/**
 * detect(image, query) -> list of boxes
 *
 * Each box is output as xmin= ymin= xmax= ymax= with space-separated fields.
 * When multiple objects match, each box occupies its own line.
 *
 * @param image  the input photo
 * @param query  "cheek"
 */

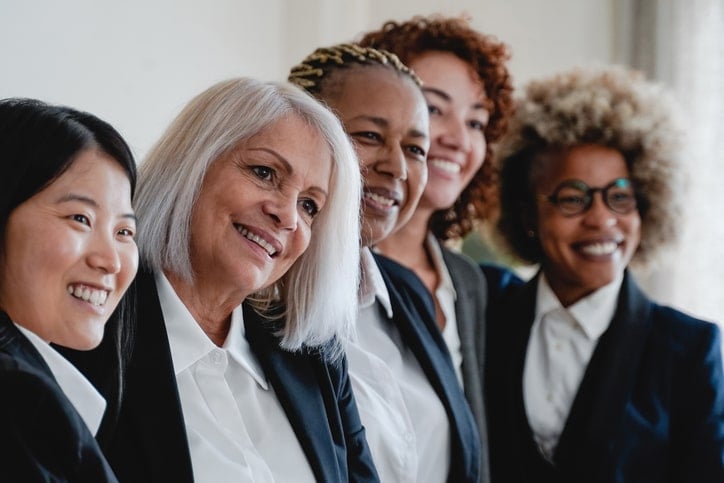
xmin=119 ymin=245 xmax=139 ymax=289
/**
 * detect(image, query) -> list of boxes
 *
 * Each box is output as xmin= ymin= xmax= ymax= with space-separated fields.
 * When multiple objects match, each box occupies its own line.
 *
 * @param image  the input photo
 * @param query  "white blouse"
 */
xmin=157 ymin=272 xmax=315 ymax=483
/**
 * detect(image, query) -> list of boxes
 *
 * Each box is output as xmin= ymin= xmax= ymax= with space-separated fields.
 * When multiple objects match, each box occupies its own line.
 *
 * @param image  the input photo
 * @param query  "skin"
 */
xmin=376 ymin=51 xmax=489 ymax=327
xmin=0 ymin=150 xmax=138 ymax=350
xmin=533 ymin=144 xmax=642 ymax=307
xmin=166 ymin=115 xmax=332 ymax=345
xmin=323 ymin=66 xmax=430 ymax=247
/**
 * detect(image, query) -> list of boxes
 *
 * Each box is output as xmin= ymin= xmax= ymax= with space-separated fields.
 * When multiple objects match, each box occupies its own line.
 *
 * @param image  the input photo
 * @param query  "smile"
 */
xmin=236 ymin=225 xmax=278 ymax=257
xmin=429 ymin=158 xmax=461 ymax=174
xmin=578 ymin=241 xmax=619 ymax=256
xmin=364 ymin=191 xmax=396 ymax=208
xmin=67 ymin=284 xmax=109 ymax=306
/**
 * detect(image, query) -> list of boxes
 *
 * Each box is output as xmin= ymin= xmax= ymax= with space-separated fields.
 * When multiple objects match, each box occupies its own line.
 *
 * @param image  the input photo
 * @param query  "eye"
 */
xmin=468 ymin=119 xmax=486 ymax=131
xmin=71 ymin=214 xmax=90 ymax=226
xmin=117 ymin=227 xmax=136 ymax=239
xmin=300 ymin=198 xmax=320 ymax=218
xmin=352 ymin=131 xmax=383 ymax=144
xmin=251 ymin=165 xmax=275 ymax=181
xmin=406 ymin=144 xmax=427 ymax=159
xmin=428 ymin=104 xmax=442 ymax=116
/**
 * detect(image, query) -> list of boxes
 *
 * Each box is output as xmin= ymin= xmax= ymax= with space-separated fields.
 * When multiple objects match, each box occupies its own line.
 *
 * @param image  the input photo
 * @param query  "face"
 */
xmin=326 ymin=66 xmax=429 ymax=246
xmin=0 ymin=150 xmax=138 ymax=350
xmin=533 ymin=144 xmax=641 ymax=306
xmin=408 ymin=51 xmax=489 ymax=212
xmin=188 ymin=115 xmax=332 ymax=297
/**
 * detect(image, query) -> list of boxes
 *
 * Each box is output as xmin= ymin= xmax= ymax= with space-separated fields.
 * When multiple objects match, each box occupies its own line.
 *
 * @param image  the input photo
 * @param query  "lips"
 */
xmin=235 ymin=224 xmax=280 ymax=257
xmin=574 ymin=238 xmax=622 ymax=257
xmin=363 ymin=187 xmax=401 ymax=212
xmin=67 ymin=283 xmax=109 ymax=306
xmin=429 ymin=157 xmax=462 ymax=174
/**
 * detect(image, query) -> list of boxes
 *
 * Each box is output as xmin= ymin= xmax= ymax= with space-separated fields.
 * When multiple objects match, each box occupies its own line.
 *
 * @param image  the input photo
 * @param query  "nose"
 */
xmin=264 ymin=192 xmax=298 ymax=230
xmin=438 ymin=114 xmax=471 ymax=152
xmin=582 ymin=193 xmax=617 ymax=228
xmin=373 ymin=143 xmax=407 ymax=181
xmin=87 ymin=233 xmax=122 ymax=274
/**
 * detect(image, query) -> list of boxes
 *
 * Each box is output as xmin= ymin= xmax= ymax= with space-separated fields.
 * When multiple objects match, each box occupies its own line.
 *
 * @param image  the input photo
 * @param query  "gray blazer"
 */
xmin=439 ymin=243 xmax=490 ymax=483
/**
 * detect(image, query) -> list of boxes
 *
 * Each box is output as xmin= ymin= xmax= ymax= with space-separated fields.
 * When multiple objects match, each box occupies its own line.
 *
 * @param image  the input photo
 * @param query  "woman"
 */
xmin=69 ymin=78 xmax=377 ymax=482
xmin=358 ymin=16 xmax=514 ymax=469
xmin=0 ymin=98 xmax=138 ymax=481
xmin=486 ymin=66 xmax=724 ymax=482
xmin=290 ymin=43 xmax=480 ymax=483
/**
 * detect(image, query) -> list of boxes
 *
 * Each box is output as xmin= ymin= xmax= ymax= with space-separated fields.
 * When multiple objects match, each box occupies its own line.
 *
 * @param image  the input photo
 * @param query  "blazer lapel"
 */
xmin=0 ymin=312 xmax=54 ymax=377
xmin=375 ymin=256 xmax=481 ymax=482
xmin=243 ymin=304 xmax=341 ymax=483
xmin=121 ymin=271 xmax=194 ymax=483
xmin=554 ymin=271 xmax=653 ymax=479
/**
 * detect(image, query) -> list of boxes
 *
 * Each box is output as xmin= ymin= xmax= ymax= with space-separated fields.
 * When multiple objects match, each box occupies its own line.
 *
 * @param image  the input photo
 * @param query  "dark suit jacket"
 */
xmin=0 ymin=312 xmax=118 ymax=482
xmin=374 ymin=253 xmax=481 ymax=483
xmin=68 ymin=270 xmax=379 ymax=483
xmin=485 ymin=271 xmax=724 ymax=483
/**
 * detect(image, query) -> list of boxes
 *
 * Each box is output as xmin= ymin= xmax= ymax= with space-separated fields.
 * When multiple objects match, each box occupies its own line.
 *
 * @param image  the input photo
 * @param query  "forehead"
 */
xmin=534 ymin=144 xmax=630 ymax=191
xmin=409 ymin=51 xmax=486 ymax=104
xmin=326 ymin=66 xmax=428 ymax=129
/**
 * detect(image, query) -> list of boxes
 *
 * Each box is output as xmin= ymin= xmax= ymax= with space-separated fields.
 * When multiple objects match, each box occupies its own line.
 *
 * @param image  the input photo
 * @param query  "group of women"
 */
xmin=1 ymin=12 xmax=723 ymax=483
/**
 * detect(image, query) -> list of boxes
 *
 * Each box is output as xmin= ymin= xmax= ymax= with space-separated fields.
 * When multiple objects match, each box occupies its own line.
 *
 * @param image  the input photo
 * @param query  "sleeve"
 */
xmin=0 ymin=363 xmax=117 ymax=483
xmin=331 ymin=356 xmax=381 ymax=483
xmin=673 ymin=320 xmax=724 ymax=482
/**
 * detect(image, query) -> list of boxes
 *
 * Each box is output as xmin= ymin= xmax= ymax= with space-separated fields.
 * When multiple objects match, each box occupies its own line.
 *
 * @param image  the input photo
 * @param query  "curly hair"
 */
xmin=496 ymin=65 xmax=684 ymax=266
xmin=358 ymin=14 xmax=514 ymax=240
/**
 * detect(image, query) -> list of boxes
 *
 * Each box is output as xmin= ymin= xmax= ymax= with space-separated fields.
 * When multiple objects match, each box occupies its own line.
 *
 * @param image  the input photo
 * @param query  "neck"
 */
xmin=164 ymin=269 xmax=248 ymax=347
xmin=375 ymin=209 xmax=431 ymax=268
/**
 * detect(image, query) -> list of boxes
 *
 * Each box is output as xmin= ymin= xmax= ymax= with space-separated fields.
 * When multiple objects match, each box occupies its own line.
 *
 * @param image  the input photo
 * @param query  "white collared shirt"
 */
xmin=523 ymin=273 xmax=622 ymax=459
xmin=425 ymin=234 xmax=463 ymax=386
xmin=156 ymin=272 xmax=314 ymax=483
xmin=349 ymin=248 xmax=451 ymax=483
xmin=14 ymin=324 xmax=106 ymax=435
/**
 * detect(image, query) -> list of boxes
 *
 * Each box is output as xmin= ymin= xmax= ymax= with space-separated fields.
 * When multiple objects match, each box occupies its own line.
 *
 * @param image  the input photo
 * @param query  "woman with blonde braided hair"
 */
xmin=290 ymin=43 xmax=481 ymax=483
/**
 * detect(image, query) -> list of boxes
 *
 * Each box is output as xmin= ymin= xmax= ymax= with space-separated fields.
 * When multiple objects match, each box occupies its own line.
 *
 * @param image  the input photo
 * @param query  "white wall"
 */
xmin=1 ymin=0 xmax=616 ymax=159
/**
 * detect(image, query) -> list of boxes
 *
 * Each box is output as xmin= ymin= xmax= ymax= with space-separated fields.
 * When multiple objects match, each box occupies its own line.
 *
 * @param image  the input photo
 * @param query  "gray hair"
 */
xmin=135 ymin=77 xmax=362 ymax=358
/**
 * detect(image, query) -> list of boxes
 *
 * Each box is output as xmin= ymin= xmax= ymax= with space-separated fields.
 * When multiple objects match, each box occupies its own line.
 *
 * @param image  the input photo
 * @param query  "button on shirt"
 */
xmin=156 ymin=273 xmax=314 ymax=483
xmin=350 ymin=248 xmax=451 ymax=483
xmin=425 ymin=234 xmax=463 ymax=387
xmin=523 ymin=273 xmax=622 ymax=460
xmin=15 ymin=324 xmax=106 ymax=435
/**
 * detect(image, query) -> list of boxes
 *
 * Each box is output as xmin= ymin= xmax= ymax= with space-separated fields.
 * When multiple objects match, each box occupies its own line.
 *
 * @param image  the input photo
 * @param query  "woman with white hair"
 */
xmin=68 ymin=77 xmax=378 ymax=482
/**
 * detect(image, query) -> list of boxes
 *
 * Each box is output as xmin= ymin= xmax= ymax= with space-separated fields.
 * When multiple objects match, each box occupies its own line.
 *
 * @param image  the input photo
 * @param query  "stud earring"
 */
xmin=527 ymin=229 xmax=536 ymax=238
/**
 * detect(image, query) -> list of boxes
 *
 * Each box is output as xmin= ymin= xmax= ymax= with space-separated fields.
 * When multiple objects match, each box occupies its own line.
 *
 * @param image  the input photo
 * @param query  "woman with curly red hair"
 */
xmin=359 ymin=15 xmax=514 ymax=482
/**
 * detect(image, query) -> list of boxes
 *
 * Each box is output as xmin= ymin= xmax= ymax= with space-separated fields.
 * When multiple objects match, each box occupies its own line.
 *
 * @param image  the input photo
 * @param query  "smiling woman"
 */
xmin=66 ymin=77 xmax=377 ymax=483
xmin=0 ymin=98 xmax=138 ymax=482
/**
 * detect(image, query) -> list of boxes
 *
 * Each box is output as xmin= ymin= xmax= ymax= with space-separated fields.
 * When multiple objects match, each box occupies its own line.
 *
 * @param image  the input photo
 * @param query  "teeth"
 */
xmin=237 ymin=226 xmax=277 ymax=256
xmin=430 ymin=159 xmax=461 ymax=174
xmin=364 ymin=192 xmax=395 ymax=207
xmin=68 ymin=284 xmax=109 ymax=306
xmin=580 ymin=242 xmax=618 ymax=256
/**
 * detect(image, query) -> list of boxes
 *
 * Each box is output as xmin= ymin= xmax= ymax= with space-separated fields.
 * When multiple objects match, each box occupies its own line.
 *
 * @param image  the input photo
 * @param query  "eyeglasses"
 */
xmin=541 ymin=178 xmax=637 ymax=217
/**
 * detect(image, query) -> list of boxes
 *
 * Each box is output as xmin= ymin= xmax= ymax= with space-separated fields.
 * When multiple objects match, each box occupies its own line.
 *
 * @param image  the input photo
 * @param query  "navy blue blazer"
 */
xmin=67 ymin=269 xmax=379 ymax=483
xmin=485 ymin=271 xmax=724 ymax=483
xmin=374 ymin=253 xmax=481 ymax=483
xmin=0 ymin=312 xmax=117 ymax=482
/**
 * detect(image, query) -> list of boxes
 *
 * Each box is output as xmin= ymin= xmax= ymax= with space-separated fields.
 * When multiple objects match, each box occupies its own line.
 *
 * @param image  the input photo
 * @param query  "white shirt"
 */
xmin=523 ymin=273 xmax=622 ymax=460
xmin=157 ymin=272 xmax=315 ymax=483
xmin=425 ymin=234 xmax=464 ymax=386
xmin=15 ymin=324 xmax=106 ymax=435
xmin=350 ymin=248 xmax=451 ymax=483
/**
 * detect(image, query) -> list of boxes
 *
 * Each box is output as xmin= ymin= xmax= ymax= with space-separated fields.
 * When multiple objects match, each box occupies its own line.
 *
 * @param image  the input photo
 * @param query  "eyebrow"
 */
xmin=422 ymin=86 xmax=487 ymax=111
xmin=56 ymin=193 xmax=137 ymax=222
xmin=247 ymin=147 xmax=329 ymax=197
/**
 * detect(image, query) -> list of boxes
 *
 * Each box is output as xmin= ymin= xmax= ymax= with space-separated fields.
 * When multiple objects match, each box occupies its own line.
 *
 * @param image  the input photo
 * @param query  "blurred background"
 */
xmin=1 ymin=0 xmax=722 ymax=325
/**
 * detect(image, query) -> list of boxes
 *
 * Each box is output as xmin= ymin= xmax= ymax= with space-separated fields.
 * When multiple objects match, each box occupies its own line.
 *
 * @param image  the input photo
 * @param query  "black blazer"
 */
xmin=374 ymin=253 xmax=481 ymax=483
xmin=485 ymin=271 xmax=724 ymax=483
xmin=0 ymin=312 xmax=117 ymax=482
xmin=68 ymin=269 xmax=379 ymax=483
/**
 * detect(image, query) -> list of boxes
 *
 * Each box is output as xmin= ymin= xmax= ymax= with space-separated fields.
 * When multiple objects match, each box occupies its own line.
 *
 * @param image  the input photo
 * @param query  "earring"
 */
xmin=527 ymin=229 xmax=536 ymax=238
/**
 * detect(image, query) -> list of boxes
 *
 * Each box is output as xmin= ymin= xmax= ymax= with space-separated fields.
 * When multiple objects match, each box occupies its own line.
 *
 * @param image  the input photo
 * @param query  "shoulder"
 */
xmin=649 ymin=303 xmax=721 ymax=356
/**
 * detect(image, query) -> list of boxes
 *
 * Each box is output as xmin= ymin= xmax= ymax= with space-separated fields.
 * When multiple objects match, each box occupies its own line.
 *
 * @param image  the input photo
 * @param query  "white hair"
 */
xmin=135 ymin=77 xmax=361 ymax=359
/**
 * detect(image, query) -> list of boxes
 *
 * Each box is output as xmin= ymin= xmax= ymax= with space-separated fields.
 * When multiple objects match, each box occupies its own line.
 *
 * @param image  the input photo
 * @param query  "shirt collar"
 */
xmin=536 ymin=272 xmax=623 ymax=340
xmin=15 ymin=324 xmax=106 ymax=435
xmin=425 ymin=234 xmax=457 ymax=301
xmin=156 ymin=272 xmax=268 ymax=389
xmin=359 ymin=247 xmax=393 ymax=318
